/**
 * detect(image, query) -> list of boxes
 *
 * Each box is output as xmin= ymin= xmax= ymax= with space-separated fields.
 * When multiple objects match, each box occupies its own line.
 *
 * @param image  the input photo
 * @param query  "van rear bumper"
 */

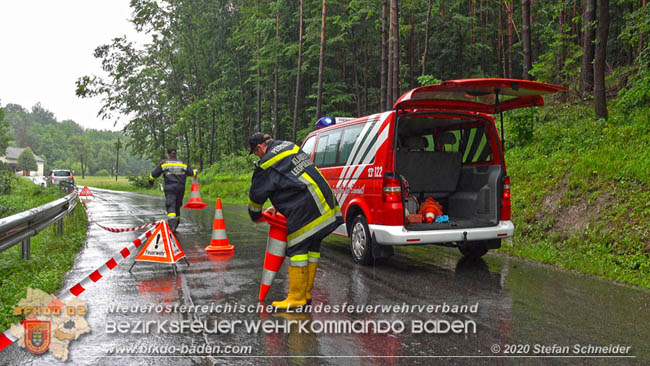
xmin=369 ymin=221 xmax=514 ymax=245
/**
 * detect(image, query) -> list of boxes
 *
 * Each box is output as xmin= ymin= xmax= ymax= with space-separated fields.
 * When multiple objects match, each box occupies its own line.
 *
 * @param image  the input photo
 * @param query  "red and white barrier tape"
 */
xmin=79 ymin=198 xmax=156 ymax=233
xmin=0 ymin=224 xmax=156 ymax=352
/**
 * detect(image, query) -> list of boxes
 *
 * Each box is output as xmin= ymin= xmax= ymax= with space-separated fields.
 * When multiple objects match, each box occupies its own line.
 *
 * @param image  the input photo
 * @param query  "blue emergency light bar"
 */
xmin=315 ymin=116 xmax=335 ymax=129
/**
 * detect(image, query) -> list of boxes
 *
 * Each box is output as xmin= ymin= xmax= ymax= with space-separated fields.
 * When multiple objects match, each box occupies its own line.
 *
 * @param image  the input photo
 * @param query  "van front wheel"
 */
xmin=350 ymin=215 xmax=373 ymax=265
xmin=457 ymin=241 xmax=488 ymax=258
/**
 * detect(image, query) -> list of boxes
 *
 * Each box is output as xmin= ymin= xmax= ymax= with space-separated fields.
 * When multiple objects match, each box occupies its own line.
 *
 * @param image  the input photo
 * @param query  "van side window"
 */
xmin=302 ymin=135 xmax=316 ymax=158
xmin=338 ymin=124 xmax=365 ymax=164
xmin=313 ymin=135 xmax=329 ymax=166
xmin=440 ymin=127 xmax=492 ymax=163
xmin=323 ymin=131 xmax=342 ymax=166
xmin=313 ymin=130 xmax=343 ymax=167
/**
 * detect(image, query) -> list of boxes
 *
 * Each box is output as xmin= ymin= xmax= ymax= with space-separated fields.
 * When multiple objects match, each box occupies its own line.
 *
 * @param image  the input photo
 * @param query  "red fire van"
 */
xmin=301 ymin=78 xmax=566 ymax=263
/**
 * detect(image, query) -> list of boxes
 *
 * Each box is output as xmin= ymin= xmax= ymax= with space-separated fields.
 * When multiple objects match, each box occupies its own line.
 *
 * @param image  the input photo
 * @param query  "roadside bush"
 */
xmin=95 ymin=169 xmax=110 ymax=176
xmin=209 ymin=152 xmax=257 ymax=174
xmin=0 ymin=170 xmax=15 ymax=195
xmin=506 ymin=108 xmax=538 ymax=148
xmin=127 ymin=174 xmax=151 ymax=188
xmin=198 ymin=152 xmax=255 ymax=201
xmin=616 ymin=72 xmax=650 ymax=111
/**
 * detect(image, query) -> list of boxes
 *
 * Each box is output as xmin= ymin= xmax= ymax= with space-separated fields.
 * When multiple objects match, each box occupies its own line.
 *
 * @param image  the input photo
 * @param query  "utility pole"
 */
xmin=114 ymin=137 xmax=121 ymax=182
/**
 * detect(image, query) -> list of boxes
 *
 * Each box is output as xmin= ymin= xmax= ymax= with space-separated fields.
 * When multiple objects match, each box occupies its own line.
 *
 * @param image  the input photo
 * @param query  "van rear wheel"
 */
xmin=350 ymin=215 xmax=373 ymax=265
xmin=457 ymin=241 xmax=488 ymax=258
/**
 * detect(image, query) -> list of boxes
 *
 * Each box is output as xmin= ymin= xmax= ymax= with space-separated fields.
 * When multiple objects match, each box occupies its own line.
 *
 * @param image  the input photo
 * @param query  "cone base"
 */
xmin=205 ymin=244 xmax=234 ymax=253
xmin=259 ymin=284 xmax=271 ymax=302
xmin=184 ymin=202 xmax=208 ymax=209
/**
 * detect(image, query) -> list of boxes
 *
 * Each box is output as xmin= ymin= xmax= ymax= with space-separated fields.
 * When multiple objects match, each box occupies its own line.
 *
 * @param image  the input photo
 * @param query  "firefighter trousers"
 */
xmin=164 ymin=189 xmax=185 ymax=231
xmin=287 ymin=236 xmax=322 ymax=267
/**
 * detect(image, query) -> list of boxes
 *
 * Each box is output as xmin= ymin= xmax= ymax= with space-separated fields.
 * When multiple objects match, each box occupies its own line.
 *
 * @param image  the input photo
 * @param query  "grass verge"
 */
xmin=0 ymin=178 xmax=89 ymax=331
xmin=74 ymin=176 xmax=164 ymax=196
xmin=500 ymin=102 xmax=650 ymax=288
xmin=0 ymin=177 xmax=66 ymax=218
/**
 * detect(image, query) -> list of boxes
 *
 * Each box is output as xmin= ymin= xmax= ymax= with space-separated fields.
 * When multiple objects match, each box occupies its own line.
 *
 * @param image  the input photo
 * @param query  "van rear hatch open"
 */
xmin=393 ymin=79 xmax=567 ymax=231
xmin=393 ymin=78 xmax=568 ymax=113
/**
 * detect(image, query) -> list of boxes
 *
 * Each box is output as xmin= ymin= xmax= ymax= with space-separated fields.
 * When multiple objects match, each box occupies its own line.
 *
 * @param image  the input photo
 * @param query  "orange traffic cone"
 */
xmin=205 ymin=198 xmax=234 ymax=253
xmin=259 ymin=213 xmax=287 ymax=302
xmin=183 ymin=176 xmax=208 ymax=209
xmin=419 ymin=197 xmax=443 ymax=223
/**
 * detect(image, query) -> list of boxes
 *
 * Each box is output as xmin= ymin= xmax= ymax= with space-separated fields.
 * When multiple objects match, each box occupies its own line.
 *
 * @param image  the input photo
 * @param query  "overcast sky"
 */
xmin=0 ymin=1 xmax=149 ymax=131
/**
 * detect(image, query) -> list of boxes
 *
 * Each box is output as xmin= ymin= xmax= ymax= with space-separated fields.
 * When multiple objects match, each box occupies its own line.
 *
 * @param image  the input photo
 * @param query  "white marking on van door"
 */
xmin=338 ymin=122 xmax=390 ymax=205
xmin=336 ymin=117 xmax=377 ymax=192
xmin=335 ymin=113 xmax=388 ymax=202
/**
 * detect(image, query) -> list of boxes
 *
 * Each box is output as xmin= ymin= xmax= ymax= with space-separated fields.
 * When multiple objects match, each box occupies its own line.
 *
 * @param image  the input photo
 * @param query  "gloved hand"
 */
xmin=148 ymin=179 xmax=154 ymax=187
xmin=193 ymin=169 xmax=198 ymax=177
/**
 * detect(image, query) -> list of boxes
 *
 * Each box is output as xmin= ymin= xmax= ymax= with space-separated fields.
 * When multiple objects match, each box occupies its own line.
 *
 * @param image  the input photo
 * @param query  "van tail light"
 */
xmin=382 ymin=177 xmax=402 ymax=202
xmin=501 ymin=176 xmax=511 ymax=221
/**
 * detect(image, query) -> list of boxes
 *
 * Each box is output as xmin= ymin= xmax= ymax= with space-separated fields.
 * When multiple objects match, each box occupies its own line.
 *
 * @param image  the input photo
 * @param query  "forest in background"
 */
xmin=0 ymin=103 xmax=150 ymax=177
xmin=71 ymin=0 xmax=649 ymax=168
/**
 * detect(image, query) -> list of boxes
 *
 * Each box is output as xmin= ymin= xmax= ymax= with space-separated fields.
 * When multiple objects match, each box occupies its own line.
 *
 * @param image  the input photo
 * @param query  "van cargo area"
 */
xmin=396 ymin=114 xmax=502 ymax=231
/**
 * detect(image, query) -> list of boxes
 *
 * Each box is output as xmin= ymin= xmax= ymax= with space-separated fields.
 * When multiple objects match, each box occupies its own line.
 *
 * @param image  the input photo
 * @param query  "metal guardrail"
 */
xmin=0 ymin=192 xmax=78 ymax=259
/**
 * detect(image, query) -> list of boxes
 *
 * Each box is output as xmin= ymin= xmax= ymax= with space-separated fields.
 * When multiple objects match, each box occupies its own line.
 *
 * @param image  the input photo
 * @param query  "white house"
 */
xmin=0 ymin=146 xmax=46 ymax=176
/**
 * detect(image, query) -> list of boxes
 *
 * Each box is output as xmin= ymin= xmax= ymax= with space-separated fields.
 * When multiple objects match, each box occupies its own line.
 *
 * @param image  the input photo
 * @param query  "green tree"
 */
xmin=68 ymin=136 xmax=94 ymax=178
xmin=0 ymin=104 xmax=10 ymax=155
xmin=74 ymin=0 xmax=648 ymax=168
xmin=17 ymin=147 xmax=38 ymax=175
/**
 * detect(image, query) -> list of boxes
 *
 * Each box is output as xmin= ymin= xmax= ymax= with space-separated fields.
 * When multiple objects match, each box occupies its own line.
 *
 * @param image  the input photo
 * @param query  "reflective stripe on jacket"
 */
xmin=248 ymin=140 xmax=343 ymax=247
xmin=150 ymin=158 xmax=193 ymax=192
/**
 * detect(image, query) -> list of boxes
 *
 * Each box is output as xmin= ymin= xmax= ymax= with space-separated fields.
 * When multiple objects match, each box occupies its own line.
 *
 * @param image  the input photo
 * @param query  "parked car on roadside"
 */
xmin=47 ymin=170 xmax=75 ymax=187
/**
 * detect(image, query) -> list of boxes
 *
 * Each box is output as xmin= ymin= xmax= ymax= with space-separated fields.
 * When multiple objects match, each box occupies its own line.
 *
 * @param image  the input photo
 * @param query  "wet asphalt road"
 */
xmin=1 ymin=188 xmax=649 ymax=365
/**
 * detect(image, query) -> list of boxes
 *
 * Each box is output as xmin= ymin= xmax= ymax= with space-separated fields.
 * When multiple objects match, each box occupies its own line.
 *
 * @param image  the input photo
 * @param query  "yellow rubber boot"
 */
xmin=305 ymin=262 xmax=318 ymax=304
xmin=272 ymin=266 xmax=308 ymax=310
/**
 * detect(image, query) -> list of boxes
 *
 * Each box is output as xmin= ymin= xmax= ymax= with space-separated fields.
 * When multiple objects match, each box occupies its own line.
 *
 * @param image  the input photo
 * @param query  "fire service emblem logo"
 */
xmin=24 ymin=320 xmax=51 ymax=354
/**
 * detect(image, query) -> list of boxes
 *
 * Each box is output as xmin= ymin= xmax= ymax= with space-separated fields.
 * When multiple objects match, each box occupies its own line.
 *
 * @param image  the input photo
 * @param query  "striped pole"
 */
xmin=258 ymin=213 xmax=287 ymax=302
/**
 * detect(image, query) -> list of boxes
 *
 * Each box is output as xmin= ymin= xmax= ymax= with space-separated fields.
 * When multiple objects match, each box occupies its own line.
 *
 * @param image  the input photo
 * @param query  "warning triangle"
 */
xmin=79 ymin=186 xmax=93 ymax=197
xmin=135 ymin=221 xmax=185 ymax=264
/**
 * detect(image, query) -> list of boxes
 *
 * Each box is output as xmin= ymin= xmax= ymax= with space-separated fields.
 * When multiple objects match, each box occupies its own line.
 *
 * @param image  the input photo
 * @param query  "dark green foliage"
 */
xmin=127 ymin=174 xmax=152 ymax=188
xmin=3 ymin=103 xmax=150 ymax=175
xmin=620 ymin=4 xmax=650 ymax=68
xmin=616 ymin=72 xmax=650 ymax=111
xmin=198 ymin=152 xmax=255 ymax=201
xmin=0 ymin=171 xmax=15 ymax=196
xmin=0 ymin=106 xmax=9 ymax=155
xmin=506 ymin=108 xmax=538 ymax=148
xmin=503 ymin=101 xmax=650 ymax=287
xmin=73 ymin=0 xmax=648 ymax=170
